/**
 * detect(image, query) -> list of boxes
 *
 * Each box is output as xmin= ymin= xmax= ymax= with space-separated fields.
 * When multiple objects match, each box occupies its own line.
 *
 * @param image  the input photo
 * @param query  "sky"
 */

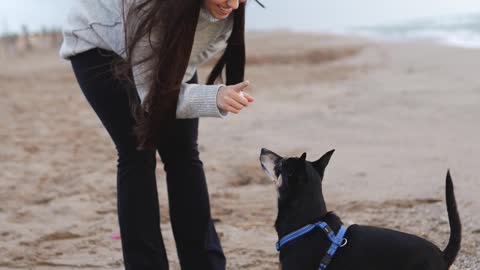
xmin=2 ymin=0 xmax=480 ymax=34
xmin=1 ymin=1 xmax=74 ymax=33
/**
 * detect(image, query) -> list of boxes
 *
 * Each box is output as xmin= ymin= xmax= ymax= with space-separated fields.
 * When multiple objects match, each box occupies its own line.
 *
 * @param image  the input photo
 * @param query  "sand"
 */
xmin=1 ymin=32 xmax=479 ymax=269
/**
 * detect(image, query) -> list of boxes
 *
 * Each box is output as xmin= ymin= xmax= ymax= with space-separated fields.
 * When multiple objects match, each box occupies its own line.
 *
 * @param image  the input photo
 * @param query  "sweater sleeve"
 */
xmin=177 ymin=83 xmax=228 ymax=118
xmin=130 ymin=59 xmax=228 ymax=119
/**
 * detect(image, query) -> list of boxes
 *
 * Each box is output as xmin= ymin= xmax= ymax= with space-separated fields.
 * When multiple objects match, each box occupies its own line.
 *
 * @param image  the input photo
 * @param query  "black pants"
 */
xmin=70 ymin=48 xmax=225 ymax=270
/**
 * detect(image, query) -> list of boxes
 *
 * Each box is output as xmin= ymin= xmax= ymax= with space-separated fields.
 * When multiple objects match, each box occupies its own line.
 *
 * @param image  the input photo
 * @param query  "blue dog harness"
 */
xmin=276 ymin=221 xmax=348 ymax=270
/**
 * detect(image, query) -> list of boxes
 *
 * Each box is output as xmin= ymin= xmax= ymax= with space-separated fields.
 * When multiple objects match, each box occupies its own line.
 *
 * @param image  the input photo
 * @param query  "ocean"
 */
xmin=350 ymin=13 xmax=480 ymax=49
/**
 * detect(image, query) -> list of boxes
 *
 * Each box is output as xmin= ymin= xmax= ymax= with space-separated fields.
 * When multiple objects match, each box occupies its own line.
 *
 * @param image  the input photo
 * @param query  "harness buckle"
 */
xmin=340 ymin=238 xmax=348 ymax=247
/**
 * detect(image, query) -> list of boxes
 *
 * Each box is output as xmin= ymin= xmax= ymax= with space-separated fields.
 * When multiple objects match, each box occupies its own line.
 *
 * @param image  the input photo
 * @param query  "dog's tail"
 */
xmin=442 ymin=170 xmax=462 ymax=267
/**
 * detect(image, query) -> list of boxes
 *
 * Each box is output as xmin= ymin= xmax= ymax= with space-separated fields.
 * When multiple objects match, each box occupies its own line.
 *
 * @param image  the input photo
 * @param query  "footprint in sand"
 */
xmin=39 ymin=231 xmax=83 ymax=242
xmin=229 ymin=164 xmax=270 ymax=187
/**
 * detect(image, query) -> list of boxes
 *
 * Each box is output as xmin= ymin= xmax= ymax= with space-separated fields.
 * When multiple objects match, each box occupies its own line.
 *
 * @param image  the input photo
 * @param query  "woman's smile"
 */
xmin=205 ymin=0 xmax=245 ymax=19
xmin=217 ymin=4 xmax=233 ymax=16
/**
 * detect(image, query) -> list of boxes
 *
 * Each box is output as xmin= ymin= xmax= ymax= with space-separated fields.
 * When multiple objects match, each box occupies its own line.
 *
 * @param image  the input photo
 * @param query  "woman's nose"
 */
xmin=227 ymin=0 xmax=240 ymax=10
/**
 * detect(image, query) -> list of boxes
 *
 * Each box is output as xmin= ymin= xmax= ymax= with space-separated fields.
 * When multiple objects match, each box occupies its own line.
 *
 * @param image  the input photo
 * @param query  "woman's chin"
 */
xmin=212 ymin=12 xmax=230 ymax=20
xmin=217 ymin=15 xmax=230 ymax=20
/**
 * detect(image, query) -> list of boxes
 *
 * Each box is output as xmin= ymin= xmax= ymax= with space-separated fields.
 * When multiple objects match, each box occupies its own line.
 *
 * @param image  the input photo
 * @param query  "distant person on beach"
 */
xmin=59 ymin=0 xmax=255 ymax=269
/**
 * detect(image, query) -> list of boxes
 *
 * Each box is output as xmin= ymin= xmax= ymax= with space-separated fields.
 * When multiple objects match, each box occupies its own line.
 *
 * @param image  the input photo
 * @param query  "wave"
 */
xmin=348 ymin=13 xmax=480 ymax=49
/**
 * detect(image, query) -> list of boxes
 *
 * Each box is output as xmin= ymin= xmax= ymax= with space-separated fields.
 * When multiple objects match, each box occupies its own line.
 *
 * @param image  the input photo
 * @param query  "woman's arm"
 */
xmin=177 ymin=80 xmax=254 ymax=118
xmin=177 ymin=83 xmax=228 ymax=118
xmin=130 ymin=56 xmax=229 ymax=118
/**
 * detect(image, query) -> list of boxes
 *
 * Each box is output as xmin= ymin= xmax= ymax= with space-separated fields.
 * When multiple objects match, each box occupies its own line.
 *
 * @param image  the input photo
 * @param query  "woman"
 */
xmin=60 ymin=0 xmax=256 ymax=269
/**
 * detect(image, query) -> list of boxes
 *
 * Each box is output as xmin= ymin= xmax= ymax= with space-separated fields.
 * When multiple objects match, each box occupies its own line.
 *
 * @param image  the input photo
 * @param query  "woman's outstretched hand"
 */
xmin=217 ymin=81 xmax=255 ymax=114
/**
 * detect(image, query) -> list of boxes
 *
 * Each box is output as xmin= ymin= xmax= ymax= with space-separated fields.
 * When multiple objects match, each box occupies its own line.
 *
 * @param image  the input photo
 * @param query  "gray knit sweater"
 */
xmin=60 ymin=0 xmax=234 ymax=118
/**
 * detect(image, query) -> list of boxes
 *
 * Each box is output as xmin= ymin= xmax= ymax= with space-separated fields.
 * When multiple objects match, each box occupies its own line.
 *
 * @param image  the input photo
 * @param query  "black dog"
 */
xmin=259 ymin=148 xmax=461 ymax=270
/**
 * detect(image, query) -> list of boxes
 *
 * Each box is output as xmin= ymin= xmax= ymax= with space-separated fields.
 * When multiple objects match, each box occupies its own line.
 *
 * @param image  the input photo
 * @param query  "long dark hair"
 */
xmin=119 ymin=0 xmax=246 ymax=150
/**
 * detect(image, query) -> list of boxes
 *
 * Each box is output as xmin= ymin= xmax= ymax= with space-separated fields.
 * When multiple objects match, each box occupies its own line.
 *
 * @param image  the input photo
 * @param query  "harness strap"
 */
xmin=276 ymin=221 xmax=348 ymax=270
xmin=276 ymin=223 xmax=317 ymax=251
xmin=319 ymin=225 xmax=347 ymax=270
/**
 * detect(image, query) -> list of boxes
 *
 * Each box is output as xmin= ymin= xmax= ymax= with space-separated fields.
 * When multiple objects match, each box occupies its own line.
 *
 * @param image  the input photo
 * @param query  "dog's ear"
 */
xmin=299 ymin=152 xmax=307 ymax=161
xmin=312 ymin=149 xmax=335 ymax=178
xmin=260 ymin=148 xmax=283 ymax=182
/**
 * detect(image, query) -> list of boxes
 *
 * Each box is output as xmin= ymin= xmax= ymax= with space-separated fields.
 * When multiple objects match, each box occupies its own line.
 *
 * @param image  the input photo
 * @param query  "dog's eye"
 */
xmin=286 ymin=167 xmax=295 ymax=176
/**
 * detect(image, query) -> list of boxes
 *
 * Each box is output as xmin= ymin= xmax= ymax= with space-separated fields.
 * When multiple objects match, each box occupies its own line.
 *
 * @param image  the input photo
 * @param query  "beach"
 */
xmin=0 ymin=32 xmax=479 ymax=269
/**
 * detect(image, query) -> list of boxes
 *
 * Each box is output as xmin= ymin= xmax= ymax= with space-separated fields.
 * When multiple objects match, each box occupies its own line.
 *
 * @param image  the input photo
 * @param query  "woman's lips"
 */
xmin=217 ymin=5 xmax=233 ymax=15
